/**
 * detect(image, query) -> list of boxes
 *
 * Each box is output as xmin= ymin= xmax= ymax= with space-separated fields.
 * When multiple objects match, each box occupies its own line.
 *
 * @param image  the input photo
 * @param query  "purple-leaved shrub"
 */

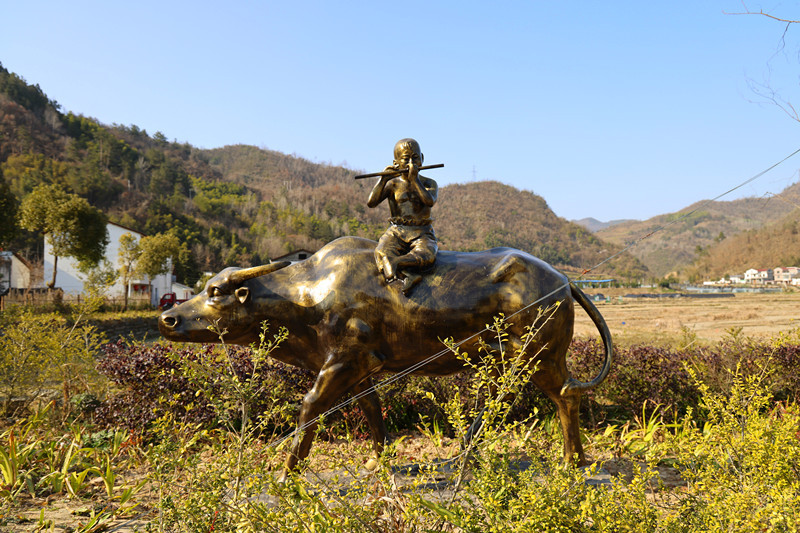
xmin=94 ymin=329 xmax=800 ymax=437
xmin=94 ymin=341 xmax=314 ymax=433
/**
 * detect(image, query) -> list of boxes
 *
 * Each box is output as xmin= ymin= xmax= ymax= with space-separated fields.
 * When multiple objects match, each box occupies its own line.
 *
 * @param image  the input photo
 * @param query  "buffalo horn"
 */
xmin=229 ymin=261 xmax=291 ymax=284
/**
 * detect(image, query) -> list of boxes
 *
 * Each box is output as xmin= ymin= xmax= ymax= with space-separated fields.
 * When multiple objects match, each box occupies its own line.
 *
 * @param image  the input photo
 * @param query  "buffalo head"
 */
xmin=158 ymin=261 xmax=291 ymax=345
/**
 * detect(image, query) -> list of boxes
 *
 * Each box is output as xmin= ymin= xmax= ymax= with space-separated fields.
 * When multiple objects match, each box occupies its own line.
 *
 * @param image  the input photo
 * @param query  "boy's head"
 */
xmin=393 ymin=138 xmax=424 ymax=166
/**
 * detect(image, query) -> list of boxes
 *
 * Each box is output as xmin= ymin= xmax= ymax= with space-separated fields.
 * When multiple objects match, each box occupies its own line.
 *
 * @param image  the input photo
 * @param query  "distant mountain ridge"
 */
xmin=205 ymin=147 xmax=650 ymax=280
xmin=589 ymin=182 xmax=800 ymax=277
xmin=688 ymin=208 xmax=800 ymax=280
xmin=573 ymin=217 xmax=636 ymax=233
xmin=5 ymin=61 xmax=794 ymax=285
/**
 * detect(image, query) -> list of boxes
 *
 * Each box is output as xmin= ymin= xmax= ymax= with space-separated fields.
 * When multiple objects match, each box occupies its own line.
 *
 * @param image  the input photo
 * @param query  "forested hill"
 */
xmin=0 ymin=64 xmax=648 ymax=287
xmin=687 ymin=208 xmax=800 ymax=280
xmin=434 ymin=181 xmax=647 ymax=279
xmin=591 ymin=181 xmax=800 ymax=278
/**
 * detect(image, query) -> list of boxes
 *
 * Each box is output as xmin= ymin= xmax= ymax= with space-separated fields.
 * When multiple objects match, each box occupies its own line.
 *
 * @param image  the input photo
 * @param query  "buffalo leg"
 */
xmin=352 ymin=379 xmax=389 ymax=468
xmin=556 ymin=386 xmax=585 ymax=465
xmin=533 ymin=364 xmax=586 ymax=465
xmin=280 ymin=357 xmax=377 ymax=480
xmin=462 ymin=337 xmax=586 ymax=466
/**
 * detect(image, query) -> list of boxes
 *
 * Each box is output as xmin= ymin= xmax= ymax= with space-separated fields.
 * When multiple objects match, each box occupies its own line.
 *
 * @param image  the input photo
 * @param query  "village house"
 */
xmin=0 ymin=251 xmax=31 ymax=292
xmin=43 ymin=222 xmax=173 ymax=305
xmin=774 ymin=266 xmax=800 ymax=284
xmin=744 ymin=268 xmax=773 ymax=284
xmin=170 ymin=282 xmax=195 ymax=301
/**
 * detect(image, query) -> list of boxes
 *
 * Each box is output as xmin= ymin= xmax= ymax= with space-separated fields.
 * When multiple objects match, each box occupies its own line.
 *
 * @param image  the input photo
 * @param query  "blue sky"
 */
xmin=3 ymin=1 xmax=800 ymax=222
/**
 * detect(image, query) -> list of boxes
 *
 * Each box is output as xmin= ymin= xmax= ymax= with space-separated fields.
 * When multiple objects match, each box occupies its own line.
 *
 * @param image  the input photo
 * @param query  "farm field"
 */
xmin=574 ymin=291 xmax=800 ymax=345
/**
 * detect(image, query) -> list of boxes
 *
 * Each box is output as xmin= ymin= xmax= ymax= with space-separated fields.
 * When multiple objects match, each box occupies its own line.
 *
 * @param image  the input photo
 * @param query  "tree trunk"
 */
xmin=123 ymin=275 xmax=129 ymax=311
xmin=48 ymin=255 xmax=58 ymax=289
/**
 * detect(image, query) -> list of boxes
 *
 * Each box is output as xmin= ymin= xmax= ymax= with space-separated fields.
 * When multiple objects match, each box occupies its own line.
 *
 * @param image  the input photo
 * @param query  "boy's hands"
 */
xmin=382 ymin=165 xmax=397 ymax=178
xmin=405 ymin=159 xmax=419 ymax=182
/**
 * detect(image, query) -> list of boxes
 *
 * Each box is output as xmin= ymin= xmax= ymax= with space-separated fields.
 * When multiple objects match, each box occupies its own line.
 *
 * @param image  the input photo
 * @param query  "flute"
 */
xmin=354 ymin=163 xmax=444 ymax=180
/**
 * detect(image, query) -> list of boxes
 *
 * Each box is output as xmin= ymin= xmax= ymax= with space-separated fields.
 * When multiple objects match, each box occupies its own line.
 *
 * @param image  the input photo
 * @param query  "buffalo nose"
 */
xmin=160 ymin=314 xmax=180 ymax=329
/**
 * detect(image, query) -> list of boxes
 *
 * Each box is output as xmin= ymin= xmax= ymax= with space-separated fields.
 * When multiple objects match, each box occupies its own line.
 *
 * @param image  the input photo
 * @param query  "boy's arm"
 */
xmin=367 ymin=170 xmax=394 ymax=208
xmin=422 ymin=177 xmax=438 ymax=205
xmin=407 ymin=162 xmax=437 ymax=207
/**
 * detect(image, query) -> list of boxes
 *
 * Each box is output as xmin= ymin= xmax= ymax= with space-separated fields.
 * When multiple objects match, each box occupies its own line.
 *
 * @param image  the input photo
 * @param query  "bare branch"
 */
xmin=746 ymin=76 xmax=800 ymax=122
xmin=728 ymin=4 xmax=800 ymax=123
xmin=725 ymin=3 xmax=800 ymax=24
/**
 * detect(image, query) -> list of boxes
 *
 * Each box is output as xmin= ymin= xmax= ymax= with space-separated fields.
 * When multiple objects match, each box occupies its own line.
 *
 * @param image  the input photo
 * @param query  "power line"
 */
xmin=580 ymin=146 xmax=800 ymax=278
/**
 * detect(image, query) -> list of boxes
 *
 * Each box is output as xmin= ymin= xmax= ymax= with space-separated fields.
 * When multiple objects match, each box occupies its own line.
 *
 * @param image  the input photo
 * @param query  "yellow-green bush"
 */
xmin=0 ymin=304 xmax=105 ymax=416
xmin=662 ymin=365 xmax=800 ymax=531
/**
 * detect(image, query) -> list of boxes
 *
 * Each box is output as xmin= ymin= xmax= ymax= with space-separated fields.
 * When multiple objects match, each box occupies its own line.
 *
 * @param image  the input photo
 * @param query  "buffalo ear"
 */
xmin=235 ymin=287 xmax=250 ymax=304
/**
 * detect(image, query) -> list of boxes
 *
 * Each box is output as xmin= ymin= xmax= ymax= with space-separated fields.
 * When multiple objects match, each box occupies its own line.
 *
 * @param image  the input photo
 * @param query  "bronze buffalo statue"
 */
xmin=159 ymin=236 xmax=612 ymax=479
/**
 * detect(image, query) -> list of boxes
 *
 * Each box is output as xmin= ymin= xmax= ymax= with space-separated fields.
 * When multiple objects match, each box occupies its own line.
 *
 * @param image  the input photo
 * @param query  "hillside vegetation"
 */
xmin=201 ymin=148 xmax=649 ymax=279
xmin=688 ymin=208 xmax=800 ymax=279
xmin=591 ymin=184 xmax=800 ymax=277
xmin=0 ymin=63 xmax=647 ymax=287
xmin=435 ymin=181 xmax=646 ymax=279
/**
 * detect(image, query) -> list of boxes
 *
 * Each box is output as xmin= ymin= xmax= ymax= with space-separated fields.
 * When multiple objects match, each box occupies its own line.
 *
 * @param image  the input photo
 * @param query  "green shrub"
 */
xmin=0 ymin=304 xmax=106 ymax=417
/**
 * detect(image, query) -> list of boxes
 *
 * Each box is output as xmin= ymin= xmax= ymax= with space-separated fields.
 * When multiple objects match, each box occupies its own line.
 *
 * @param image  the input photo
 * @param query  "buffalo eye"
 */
xmin=209 ymin=286 xmax=224 ymax=298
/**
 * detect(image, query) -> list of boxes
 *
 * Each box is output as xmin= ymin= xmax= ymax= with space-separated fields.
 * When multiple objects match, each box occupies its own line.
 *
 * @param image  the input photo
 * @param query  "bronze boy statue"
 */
xmin=367 ymin=138 xmax=438 ymax=295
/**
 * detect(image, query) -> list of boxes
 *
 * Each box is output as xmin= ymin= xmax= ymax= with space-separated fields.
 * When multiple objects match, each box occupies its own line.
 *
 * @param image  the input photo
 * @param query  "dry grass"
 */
xmin=574 ymin=290 xmax=800 ymax=346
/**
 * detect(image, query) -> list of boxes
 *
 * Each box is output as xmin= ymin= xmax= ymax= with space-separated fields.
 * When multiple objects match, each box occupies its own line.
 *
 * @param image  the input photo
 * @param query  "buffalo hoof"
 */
xmin=276 ymin=470 xmax=290 ymax=485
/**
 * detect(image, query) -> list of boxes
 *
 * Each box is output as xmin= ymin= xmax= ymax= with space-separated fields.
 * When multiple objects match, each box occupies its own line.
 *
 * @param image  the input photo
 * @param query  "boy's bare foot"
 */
xmin=401 ymin=272 xmax=422 ymax=295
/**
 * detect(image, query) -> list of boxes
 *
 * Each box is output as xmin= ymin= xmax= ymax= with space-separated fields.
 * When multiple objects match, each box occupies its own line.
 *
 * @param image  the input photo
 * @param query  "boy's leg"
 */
xmin=375 ymin=228 xmax=406 ymax=281
xmin=397 ymin=233 xmax=437 ymax=294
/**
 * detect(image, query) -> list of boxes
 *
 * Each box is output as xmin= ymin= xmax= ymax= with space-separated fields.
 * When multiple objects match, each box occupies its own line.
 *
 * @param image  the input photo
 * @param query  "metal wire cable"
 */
xmin=580 ymin=146 xmax=800 ymax=278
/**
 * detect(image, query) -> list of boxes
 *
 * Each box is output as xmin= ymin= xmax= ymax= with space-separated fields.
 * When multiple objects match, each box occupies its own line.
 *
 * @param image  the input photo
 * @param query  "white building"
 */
xmin=43 ymin=222 xmax=172 ymax=305
xmin=728 ymin=274 xmax=744 ymax=284
xmin=0 ymin=251 xmax=31 ymax=292
xmin=744 ymin=268 xmax=773 ymax=284
xmin=171 ymin=282 xmax=195 ymax=301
